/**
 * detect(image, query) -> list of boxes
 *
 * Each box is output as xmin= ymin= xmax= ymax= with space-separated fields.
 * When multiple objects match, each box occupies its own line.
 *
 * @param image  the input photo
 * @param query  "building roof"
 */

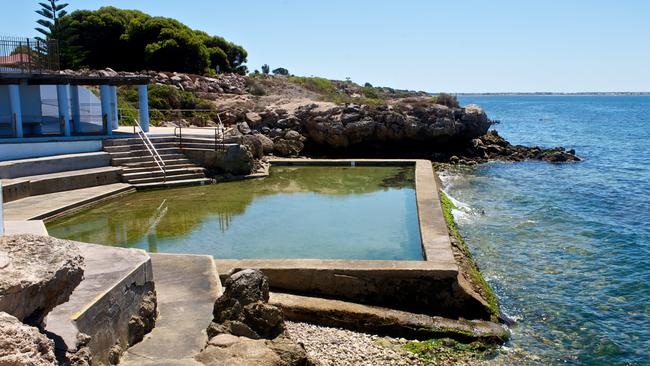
xmin=0 ymin=72 xmax=151 ymax=86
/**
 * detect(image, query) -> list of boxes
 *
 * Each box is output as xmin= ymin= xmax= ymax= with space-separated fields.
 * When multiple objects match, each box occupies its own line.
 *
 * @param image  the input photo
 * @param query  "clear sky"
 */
xmin=1 ymin=0 xmax=649 ymax=93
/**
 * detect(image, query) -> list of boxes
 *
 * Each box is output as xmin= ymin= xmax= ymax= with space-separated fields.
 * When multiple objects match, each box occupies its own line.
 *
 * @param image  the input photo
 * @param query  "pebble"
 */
xmin=285 ymin=321 xmax=427 ymax=366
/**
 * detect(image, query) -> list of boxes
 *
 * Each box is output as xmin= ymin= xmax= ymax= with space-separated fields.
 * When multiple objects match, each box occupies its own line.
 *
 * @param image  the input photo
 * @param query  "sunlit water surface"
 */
xmin=449 ymin=96 xmax=650 ymax=365
xmin=48 ymin=166 xmax=423 ymax=260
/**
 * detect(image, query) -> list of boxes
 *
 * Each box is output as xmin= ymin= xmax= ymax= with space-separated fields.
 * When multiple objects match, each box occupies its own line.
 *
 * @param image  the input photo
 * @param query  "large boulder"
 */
xmin=196 ymin=334 xmax=313 ymax=366
xmin=209 ymin=269 xmax=283 ymax=339
xmin=273 ymin=139 xmax=304 ymax=157
xmin=200 ymin=270 xmax=313 ymax=365
xmin=0 ymin=312 xmax=57 ymax=366
xmin=256 ymin=134 xmax=275 ymax=154
xmin=0 ymin=234 xmax=84 ymax=325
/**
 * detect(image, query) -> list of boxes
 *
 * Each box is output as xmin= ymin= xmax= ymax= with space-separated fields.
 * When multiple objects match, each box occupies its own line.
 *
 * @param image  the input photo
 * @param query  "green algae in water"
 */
xmin=47 ymin=166 xmax=423 ymax=260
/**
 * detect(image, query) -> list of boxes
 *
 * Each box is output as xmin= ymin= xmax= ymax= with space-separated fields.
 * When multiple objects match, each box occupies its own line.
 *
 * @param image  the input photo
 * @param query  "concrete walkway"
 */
xmin=121 ymin=254 xmax=222 ymax=366
xmin=2 ymin=183 xmax=133 ymax=221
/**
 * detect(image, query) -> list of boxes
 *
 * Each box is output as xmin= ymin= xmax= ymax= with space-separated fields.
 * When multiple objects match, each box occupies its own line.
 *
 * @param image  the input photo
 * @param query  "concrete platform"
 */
xmin=121 ymin=254 xmax=222 ymax=366
xmin=4 ymin=220 xmax=48 ymax=235
xmin=2 ymin=183 xmax=134 ymax=221
xmin=45 ymin=243 xmax=154 ymax=364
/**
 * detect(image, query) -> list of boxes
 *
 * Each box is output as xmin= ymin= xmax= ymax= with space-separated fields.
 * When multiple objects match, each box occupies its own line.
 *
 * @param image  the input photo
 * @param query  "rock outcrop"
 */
xmin=219 ymin=100 xmax=493 ymax=157
xmin=0 ymin=234 xmax=84 ymax=326
xmin=0 ymin=312 xmax=57 ymax=366
xmin=197 ymin=269 xmax=313 ymax=366
xmin=446 ymin=130 xmax=581 ymax=165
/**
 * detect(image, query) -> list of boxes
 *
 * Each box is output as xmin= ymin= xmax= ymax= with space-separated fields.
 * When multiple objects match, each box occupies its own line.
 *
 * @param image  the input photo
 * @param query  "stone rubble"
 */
xmin=285 ymin=321 xmax=427 ymax=366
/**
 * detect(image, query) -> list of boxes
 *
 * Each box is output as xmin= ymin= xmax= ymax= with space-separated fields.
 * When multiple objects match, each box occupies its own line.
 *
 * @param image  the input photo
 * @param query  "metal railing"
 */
xmin=0 ymin=36 xmax=59 ymax=74
xmin=172 ymin=112 xmax=232 ymax=151
xmin=133 ymin=120 xmax=166 ymax=182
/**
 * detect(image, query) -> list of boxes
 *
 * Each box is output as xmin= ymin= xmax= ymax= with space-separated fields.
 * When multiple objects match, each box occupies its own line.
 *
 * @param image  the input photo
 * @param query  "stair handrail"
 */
xmin=133 ymin=121 xmax=166 ymax=183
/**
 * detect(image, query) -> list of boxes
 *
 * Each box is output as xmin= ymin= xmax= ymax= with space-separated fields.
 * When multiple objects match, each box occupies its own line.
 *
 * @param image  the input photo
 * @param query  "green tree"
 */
xmin=261 ymin=64 xmax=270 ymax=75
xmin=272 ymin=67 xmax=289 ymax=76
xmin=57 ymin=7 xmax=248 ymax=74
xmin=35 ymin=0 xmax=69 ymax=41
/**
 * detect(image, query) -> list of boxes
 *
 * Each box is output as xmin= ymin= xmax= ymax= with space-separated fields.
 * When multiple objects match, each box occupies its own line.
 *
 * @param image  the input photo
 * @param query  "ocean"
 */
xmin=447 ymin=96 xmax=650 ymax=365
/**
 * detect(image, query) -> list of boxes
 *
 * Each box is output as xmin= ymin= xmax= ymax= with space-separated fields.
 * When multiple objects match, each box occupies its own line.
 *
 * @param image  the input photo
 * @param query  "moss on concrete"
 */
xmin=440 ymin=191 xmax=500 ymax=321
xmin=403 ymin=338 xmax=497 ymax=365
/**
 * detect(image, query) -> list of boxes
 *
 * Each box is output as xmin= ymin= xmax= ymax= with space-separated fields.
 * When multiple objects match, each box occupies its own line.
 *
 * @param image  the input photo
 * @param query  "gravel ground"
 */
xmin=285 ymin=321 xmax=428 ymax=366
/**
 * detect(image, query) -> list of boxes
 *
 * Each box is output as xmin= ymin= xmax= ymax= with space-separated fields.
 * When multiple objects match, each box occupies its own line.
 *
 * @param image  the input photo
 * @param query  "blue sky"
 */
xmin=1 ymin=0 xmax=649 ymax=92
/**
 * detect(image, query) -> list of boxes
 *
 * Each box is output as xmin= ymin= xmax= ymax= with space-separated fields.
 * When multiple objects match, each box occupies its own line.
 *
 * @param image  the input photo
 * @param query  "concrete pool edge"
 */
xmin=215 ymin=159 xmax=492 ymax=319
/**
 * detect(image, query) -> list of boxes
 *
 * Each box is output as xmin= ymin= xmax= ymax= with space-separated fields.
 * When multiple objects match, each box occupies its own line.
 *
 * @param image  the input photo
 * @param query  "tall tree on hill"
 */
xmin=35 ymin=0 xmax=69 ymax=41
xmin=261 ymin=64 xmax=270 ymax=75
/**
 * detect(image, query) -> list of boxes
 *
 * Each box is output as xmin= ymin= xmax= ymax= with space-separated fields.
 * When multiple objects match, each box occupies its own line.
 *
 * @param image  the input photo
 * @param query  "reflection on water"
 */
xmin=48 ymin=166 xmax=423 ymax=260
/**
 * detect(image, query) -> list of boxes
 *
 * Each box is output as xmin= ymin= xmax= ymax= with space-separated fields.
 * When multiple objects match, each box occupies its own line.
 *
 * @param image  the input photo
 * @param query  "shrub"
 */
xmin=245 ymin=79 xmax=266 ymax=96
xmin=287 ymin=76 xmax=336 ymax=95
xmin=272 ymin=67 xmax=289 ymax=76
xmin=432 ymin=93 xmax=460 ymax=108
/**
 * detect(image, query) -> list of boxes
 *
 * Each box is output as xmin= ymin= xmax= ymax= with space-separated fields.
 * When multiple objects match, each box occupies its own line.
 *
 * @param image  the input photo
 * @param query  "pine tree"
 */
xmin=35 ymin=0 xmax=69 ymax=41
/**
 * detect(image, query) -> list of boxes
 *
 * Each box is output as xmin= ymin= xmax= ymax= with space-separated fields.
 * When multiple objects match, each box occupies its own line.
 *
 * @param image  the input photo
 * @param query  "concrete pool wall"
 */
xmin=214 ymin=159 xmax=492 ymax=320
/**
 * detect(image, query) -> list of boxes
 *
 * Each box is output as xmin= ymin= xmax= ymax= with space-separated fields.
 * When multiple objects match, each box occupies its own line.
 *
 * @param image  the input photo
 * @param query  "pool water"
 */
xmin=47 ymin=166 xmax=423 ymax=260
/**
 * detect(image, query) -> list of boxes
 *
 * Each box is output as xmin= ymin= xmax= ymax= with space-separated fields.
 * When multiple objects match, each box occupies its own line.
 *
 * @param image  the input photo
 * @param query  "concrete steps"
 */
xmin=123 ymin=167 xmax=205 ymax=181
xmin=103 ymin=137 xmax=209 ymax=190
xmin=103 ymin=142 xmax=179 ymax=153
xmin=123 ymin=163 xmax=198 ymax=174
xmin=111 ymin=153 xmax=187 ymax=166
xmin=103 ymin=137 xmax=178 ymax=146
xmin=123 ymin=158 xmax=193 ymax=169
xmin=107 ymin=147 xmax=181 ymax=159
xmin=132 ymin=178 xmax=212 ymax=190
xmin=127 ymin=172 xmax=207 ymax=185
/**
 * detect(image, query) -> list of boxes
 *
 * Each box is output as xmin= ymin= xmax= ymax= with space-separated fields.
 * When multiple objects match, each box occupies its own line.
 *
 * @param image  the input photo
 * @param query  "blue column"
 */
xmin=8 ymin=85 xmax=23 ymax=138
xmin=70 ymin=85 xmax=81 ymax=134
xmin=57 ymin=84 xmax=71 ymax=137
xmin=0 ymin=181 xmax=4 ymax=236
xmin=100 ymin=85 xmax=112 ymax=135
xmin=138 ymin=84 xmax=150 ymax=132
xmin=110 ymin=85 xmax=119 ymax=129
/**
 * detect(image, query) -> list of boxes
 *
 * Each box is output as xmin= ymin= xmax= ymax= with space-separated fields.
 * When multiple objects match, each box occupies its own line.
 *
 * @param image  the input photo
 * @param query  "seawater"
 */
xmin=47 ymin=166 xmax=423 ymax=261
xmin=449 ymin=96 xmax=650 ymax=365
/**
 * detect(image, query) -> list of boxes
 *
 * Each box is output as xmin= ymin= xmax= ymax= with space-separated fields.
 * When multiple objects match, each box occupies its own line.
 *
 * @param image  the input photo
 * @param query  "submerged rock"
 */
xmin=0 ymin=234 xmax=84 ymax=326
xmin=0 ymin=312 xmax=57 ymax=366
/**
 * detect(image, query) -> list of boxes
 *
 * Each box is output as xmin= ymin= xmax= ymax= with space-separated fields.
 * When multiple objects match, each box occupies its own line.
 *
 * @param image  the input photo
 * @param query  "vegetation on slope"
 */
xmin=118 ymin=84 xmax=216 ymax=126
xmin=57 ymin=7 xmax=247 ymax=74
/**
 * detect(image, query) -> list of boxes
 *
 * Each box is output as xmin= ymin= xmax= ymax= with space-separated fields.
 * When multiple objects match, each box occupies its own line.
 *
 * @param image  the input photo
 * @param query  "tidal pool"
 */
xmin=48 ymin=166 xmax=423 ymax=260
